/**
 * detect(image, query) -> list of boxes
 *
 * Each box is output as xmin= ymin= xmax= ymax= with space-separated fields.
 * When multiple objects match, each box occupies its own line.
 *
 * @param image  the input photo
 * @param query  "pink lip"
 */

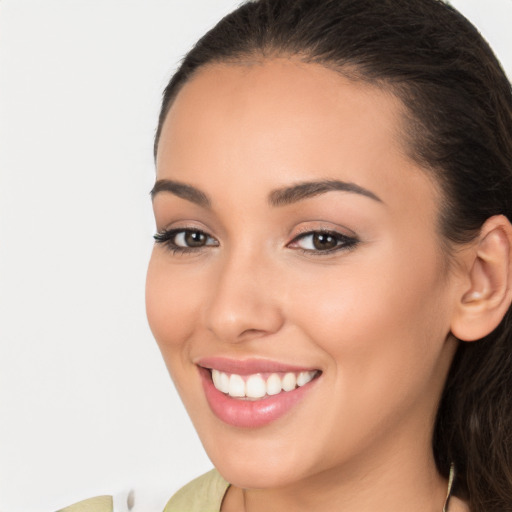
xmin=197 ymin=359 xmax=320 ymax=429
xmin=196 ymin=356 xmax=315 ymax=375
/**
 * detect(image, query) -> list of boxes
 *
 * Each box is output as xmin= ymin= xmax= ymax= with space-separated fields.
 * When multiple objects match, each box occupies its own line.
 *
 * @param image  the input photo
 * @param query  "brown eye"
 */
xmin=311 ymin=233 xmax=338 ymax=250
xmin=290 ymin=230 xmax=359 ymax=254
xmin=184 ymin=231 xmax=208 ymax=247
xmin=153 ymin=228 xmax=219 ymax=252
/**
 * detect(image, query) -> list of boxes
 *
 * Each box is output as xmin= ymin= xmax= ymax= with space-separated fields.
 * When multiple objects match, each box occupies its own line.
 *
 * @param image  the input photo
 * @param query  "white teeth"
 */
xmin=219 ymin=371 xmax=230 ymax=394
xmin=266 ymin=373 xmax=282 ymax=395
xmin=211 ymin=369 xmax=318 ymax=398
xmin=229 ymin=374 xmax=246 ymax=397
xmin=246 ymin=375 xmax=267 ymax=398
xmin=282 ymin=372 xmax=297 ymax=392
xmin=297 ymin=371 xmax=315 ymax=387
xmin=212 ymin=369 xmax=221 ymax=389
xmin=212 ymin=369 xmax=230 ymax=393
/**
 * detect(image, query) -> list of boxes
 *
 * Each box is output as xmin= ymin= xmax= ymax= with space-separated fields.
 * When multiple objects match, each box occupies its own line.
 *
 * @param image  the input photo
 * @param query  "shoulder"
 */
xmin=56 ymin=496 xmax=113 ymax=512
xmin=163 ymin=469 xmax=230 ymax=512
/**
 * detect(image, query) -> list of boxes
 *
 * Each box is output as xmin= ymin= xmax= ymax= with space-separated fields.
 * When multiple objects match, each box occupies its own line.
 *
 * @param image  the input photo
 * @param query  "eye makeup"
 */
xmin=154 ymin=226 xmax=359 ymax=257
xmin=287 ymin=229 xmax=359 ymax=255
xmin=154 ymin=227 xmax=219 ymax=255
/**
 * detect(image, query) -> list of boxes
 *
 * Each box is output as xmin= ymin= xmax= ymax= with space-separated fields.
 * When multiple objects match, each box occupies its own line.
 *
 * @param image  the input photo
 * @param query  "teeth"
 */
xmin=229 ymin=374 xmax=245 ymax=397
xmin=219 ymin=371 xmax=230 ymax=393
xmin=266 ymin=373 xmax=282 ymax=395
xmin=212 ymin=369 xmax=221 ymax=389
xmin=297 ymin=371 xmax=312 ymax=387
xmin=212 ymin=369 xmax=230 ymax=394
xmin=246 ymin=375 xmax=267 ymax=398
xmin=282 ymin=372 xmax=296 ymax=391
xmin=211 ymin=369 xmax=317 ymax=398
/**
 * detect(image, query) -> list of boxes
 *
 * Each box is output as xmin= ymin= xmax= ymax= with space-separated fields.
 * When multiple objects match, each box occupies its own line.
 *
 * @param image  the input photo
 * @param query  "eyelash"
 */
xmin=153 ymin=228 xmax=219 ymax=255
xmin=153 ymin=228 xmax=359 ymax=256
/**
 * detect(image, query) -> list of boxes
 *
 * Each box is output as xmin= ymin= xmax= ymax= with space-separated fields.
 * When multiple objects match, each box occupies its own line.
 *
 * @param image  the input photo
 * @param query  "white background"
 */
xmin=0 ymin=1 xmax=511 ymax=511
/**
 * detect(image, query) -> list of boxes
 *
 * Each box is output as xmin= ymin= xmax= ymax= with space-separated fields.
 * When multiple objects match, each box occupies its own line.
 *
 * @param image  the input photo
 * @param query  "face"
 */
xmin=146 ymin=59 xmax=461 ymax=489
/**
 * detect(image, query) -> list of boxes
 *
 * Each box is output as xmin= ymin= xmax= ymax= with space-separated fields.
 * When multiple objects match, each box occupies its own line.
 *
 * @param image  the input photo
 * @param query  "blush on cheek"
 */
xmin=146 ymin=269 xmax=193 ymax=349
xmin=147 ymin=296 xmax=194 ymax=349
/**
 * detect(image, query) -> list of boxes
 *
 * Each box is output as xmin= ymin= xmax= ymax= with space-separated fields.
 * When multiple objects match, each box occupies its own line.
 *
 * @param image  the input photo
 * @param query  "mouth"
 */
xmin=196 ymin=358 xmax=321 ymax=428
xmin=210 ymin=368 xmax=319 ymax=400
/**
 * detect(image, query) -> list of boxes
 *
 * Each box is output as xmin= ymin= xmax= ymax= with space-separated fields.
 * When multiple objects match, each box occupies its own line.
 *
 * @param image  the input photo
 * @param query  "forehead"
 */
xmin=159 ymin=58 xmax=404 ymax=165
xmin=156 ymin=59 xmax=439 ymax=217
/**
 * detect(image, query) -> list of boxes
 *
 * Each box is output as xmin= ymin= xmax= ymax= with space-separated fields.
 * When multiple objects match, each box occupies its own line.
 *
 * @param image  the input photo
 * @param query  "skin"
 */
xmin=147 ymin=59 xmax=471 ymax=511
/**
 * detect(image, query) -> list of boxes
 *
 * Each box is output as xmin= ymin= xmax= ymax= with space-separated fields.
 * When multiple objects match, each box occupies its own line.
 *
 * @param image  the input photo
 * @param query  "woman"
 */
xmin=146 ymin=0 xmax=512 ymax=511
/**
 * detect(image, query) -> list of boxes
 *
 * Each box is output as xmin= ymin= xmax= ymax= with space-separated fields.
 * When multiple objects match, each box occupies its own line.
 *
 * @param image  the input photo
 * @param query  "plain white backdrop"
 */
xmin=0 ymin=1 xmax=511 ymax=511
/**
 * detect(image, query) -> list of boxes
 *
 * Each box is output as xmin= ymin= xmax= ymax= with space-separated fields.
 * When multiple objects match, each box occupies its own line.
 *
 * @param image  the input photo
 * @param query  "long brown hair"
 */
xmin=155 ymin=1 xmax=512 ymax=509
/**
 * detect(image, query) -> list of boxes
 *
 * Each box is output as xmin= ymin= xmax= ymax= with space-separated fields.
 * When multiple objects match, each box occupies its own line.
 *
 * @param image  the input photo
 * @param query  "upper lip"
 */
xmin=196 ymin=356 xmax=319 ymax=375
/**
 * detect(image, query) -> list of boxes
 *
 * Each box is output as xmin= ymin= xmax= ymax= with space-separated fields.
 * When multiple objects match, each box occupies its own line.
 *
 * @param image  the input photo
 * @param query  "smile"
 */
xmin=211 ymin=369 xmax=318 ymax=399
xmin=197 ymin=358 xmax=321 ymax=428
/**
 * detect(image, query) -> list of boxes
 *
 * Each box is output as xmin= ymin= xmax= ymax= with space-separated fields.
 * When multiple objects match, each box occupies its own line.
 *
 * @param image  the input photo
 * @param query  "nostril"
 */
xmin=239 ymin=328 xmax=270 ymax=339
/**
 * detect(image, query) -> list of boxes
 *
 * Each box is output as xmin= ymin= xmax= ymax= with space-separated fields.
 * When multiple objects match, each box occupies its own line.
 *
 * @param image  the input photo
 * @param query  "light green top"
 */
xmin=163 ymin=469 xmax=230 ymax=512
xmin=52 ymin=470 xmax=228 ymax=512
xmin=56 ymin=495 xmax=113 ymax=512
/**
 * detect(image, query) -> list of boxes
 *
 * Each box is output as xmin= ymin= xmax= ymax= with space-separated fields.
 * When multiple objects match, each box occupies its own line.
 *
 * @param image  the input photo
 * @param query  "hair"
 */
xmin=155 ymin=1 xmax=512 ymax=510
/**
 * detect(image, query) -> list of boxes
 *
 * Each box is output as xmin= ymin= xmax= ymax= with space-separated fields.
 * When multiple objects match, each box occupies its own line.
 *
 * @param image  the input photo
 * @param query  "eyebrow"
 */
xmin=268 ymin=180 xmax=382 ymax=206
xmin=150 ymin=178 xmax=382 ymax=208
xmin=151 ymin=179 xmax=211 ymax=208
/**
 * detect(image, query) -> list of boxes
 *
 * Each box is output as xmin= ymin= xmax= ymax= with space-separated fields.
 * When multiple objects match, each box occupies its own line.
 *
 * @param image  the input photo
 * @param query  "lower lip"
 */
xmin=199 ymin=367 xmax=319 ymax=428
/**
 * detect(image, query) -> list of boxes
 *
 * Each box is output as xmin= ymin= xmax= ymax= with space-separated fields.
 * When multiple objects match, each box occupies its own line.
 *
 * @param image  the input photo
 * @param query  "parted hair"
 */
xmin=155 ymin=1 xmax=512 ymax=510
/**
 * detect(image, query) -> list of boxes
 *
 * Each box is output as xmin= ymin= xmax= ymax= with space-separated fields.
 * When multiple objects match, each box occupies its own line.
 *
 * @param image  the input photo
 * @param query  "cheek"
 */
xmin=277 ymin=250 xmax=453 ymax=465
xmin=287 ymin=243 xmax=452 ymax=399
xmin=145 ymin=251 xmax=204 ymax=360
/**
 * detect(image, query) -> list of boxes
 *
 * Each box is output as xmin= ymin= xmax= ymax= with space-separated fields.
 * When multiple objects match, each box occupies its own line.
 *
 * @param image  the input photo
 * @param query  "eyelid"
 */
xmin=289 ymin=221 xmax=357 ymax=239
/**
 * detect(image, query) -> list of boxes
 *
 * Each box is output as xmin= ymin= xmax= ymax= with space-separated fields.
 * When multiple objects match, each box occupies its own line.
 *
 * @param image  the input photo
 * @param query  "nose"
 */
xmin=203 ymin=248 xmax=285 ymax=343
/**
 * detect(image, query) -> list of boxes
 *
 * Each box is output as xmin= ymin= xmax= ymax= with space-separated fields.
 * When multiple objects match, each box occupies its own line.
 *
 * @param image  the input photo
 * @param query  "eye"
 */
xmin=174 ymin=230 xmax=210 ymax=248
xmin=289 ymin=230 xmax=358 ymax=254
xmin=154 ymin=228 xmax=219 ymax=253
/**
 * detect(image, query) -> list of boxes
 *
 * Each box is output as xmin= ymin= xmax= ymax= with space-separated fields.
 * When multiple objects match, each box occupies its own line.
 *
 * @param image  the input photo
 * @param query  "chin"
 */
xmin=198 ymin=426 xmax=318 ymax=490
xmin=213 ymin=456 xmax=307 ymax=490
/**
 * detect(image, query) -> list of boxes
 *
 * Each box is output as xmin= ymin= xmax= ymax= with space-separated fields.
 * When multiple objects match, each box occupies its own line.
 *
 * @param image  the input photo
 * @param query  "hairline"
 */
xmin=154 ymin=52 xmax=469 ymax=262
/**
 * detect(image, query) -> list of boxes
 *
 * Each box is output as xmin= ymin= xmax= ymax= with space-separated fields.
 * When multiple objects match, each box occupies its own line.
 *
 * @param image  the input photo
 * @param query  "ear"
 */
xmin=451 ymin=215 xmax=512 ymax=342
